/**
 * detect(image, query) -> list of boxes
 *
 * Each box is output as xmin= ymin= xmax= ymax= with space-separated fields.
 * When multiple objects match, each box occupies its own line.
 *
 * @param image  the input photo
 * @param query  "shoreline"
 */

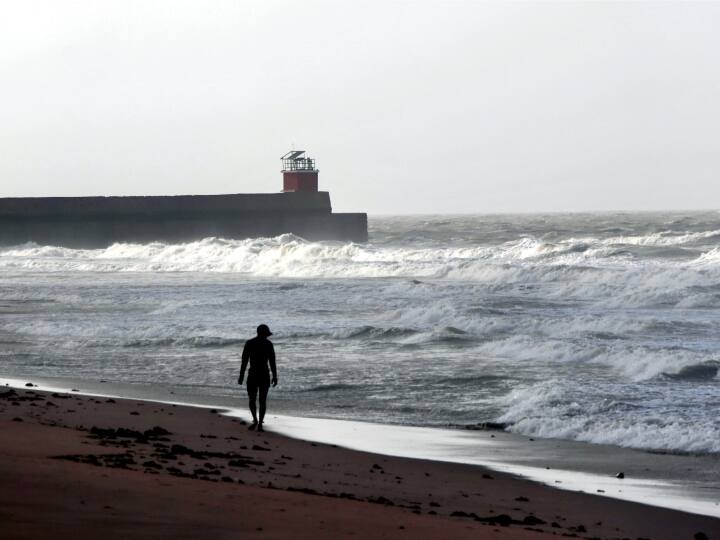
xmin=2 ymin=376 xmax=720 ymax=530
xmin=2 ymin=387 xmax=546 ymax=540
xmin=1 ymin=385 xmax=719 ymax=539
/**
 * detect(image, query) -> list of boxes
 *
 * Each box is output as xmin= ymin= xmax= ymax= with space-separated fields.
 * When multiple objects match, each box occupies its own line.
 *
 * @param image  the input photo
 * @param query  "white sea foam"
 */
xmin=600 ymin=228 xmax=720 ymax=247
xmin=3 ymin=235 xmax=720 ymax=315
xmin=2 ymin=232 xmax=720 ymax=289
xmin=498 ymin=380 xmax=720 ymax=453
xmin=3 ymin=215 xmax=720 ymax=456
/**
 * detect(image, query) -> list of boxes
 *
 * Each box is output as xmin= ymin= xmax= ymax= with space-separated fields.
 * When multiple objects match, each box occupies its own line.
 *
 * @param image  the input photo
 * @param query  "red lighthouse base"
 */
xmin=283 ymin=171 xmax=318 ymax=192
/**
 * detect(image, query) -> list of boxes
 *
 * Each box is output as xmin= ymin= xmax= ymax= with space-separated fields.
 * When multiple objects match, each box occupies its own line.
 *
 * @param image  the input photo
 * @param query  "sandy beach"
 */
xmin=1 ymin=384 xmax=718 ymax=540
xmin=4 ymin=1 xmax=720 ymax=538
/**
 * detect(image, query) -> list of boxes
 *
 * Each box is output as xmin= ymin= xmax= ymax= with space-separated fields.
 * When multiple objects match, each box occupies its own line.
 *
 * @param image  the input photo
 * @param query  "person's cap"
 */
xmin=257 ymin=324 xmax=273 ymax=336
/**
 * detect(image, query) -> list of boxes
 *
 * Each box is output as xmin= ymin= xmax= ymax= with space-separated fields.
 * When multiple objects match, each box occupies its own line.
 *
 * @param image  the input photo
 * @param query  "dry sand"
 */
xmin=0 ymin=385 xmax=718 ymax=540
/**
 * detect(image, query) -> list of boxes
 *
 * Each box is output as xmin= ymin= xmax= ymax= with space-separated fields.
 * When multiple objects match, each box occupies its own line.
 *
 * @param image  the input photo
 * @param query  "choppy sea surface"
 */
xmin=2 ymin=212 xmax=720 ymax=455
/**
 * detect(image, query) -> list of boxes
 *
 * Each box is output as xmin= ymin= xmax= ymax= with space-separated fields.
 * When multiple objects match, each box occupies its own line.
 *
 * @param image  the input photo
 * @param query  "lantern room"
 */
xmin=281 ymin=150 xmax=319 ymax=192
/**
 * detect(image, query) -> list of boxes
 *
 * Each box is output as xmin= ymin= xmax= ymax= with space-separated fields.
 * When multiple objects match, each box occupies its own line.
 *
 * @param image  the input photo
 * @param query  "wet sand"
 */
xmin=0 ymin=385 xmax=718 ymax=540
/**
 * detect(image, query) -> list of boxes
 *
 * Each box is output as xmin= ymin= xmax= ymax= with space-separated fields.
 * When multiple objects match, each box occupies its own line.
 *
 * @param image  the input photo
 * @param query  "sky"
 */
xmin=1 ymin=1 xmax=719 ymax=214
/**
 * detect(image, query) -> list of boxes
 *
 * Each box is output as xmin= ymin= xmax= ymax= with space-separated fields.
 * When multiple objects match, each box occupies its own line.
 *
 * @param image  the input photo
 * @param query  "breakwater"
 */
xmin=0 ymin=191 xmax=367 ymax=247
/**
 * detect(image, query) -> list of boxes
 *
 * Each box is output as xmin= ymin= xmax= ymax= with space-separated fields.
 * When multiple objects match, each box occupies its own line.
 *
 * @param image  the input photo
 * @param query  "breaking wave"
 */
xmin=2 ymin=229 xmax=720 ymax=279
xmin=662 ymin=361 xmax=720 ymax=381
xmin=497 ymin=380 xmax=720 ymax=454
xmin=123 ymin=336 xmax=245 ymax=348
xmin=331 ymin=325 xmax=418 ymax=340
xmin=2 ymin=231 xmax=720 ymax=314
xmin=4 ymin=213 xmax=720 ymax=456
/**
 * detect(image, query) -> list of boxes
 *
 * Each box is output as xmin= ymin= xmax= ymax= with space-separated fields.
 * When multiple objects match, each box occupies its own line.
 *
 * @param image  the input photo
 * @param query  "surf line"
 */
xmin=1 ymin=376 xmax=718 ymax=518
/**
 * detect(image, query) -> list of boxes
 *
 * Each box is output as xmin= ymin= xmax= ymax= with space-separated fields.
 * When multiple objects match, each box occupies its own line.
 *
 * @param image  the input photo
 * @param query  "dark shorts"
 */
xmin=246 ymin=372 xmax=270 ymax=400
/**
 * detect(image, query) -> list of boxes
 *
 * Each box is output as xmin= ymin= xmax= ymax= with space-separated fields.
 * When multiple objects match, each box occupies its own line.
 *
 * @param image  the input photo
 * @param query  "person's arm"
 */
xmin=269 ymin=342 xmax=277 ymax=387
xmin=238 ymin=341 xmax=249 ymax=384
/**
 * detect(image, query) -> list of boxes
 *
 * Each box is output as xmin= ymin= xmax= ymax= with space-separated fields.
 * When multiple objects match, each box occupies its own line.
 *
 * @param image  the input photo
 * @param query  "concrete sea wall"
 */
xmin=0 ymin=192 xmax=368 ymax=247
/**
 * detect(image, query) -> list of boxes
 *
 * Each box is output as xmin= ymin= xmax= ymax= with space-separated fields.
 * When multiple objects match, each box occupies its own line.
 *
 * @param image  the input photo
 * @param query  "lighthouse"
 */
xmin=281 ymin=150 xmax=319 ymax=192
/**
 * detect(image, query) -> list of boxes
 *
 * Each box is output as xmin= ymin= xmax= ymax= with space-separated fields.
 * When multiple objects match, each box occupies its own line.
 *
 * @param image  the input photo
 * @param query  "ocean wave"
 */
xmin=122 ymin=336 xmax=245 ymax=348
xmin=497 ymin=380 xmax=720 ymax=454
xmin=331 ymin=325 xmax=418 ymax=340
xmin=302 ymin=383 xmax=360 ymax=392
xmin=4 ymin=236 xmax=720 ymax=310
xmin=397 ymin=326 xmax=476 ymax=345
xmin=692 ymin=246 xmax=720 ymax=265
xmin=329 ymin=323 xmax=477 ymax=345
xmin=601 ymin=228 xmax=720 ymax=247
xmin=436 ymin=374 xmax=508 ymax=386
xmin=592 ymin=346 xmax=719 ymax=381
xmin=0 ymin=233 xmax=710 ymax=276
xmin=662 ymin=361 xmax=720 ymax=381
xmin=470 ymin=334 xmax=718 ymax=382
xmin=509 ymin=413 xmax=720 ymax=454
xmin=5 ymin=214 xmax=720 ymax=457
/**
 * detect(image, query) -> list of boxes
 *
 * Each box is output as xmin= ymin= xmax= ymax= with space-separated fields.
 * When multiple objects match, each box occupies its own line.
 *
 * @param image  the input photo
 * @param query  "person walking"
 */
xmin=238 ymin=324 xmax=277 ymax=432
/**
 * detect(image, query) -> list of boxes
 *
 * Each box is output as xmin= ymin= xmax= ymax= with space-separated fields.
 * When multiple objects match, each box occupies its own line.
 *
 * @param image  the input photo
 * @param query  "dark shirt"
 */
xmin=240 ymin=336 xmax=277 ymax=383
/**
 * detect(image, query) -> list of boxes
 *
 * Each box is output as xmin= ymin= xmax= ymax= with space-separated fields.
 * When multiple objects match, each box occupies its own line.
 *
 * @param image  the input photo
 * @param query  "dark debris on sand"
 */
xmin=10 ymin=387 xmax=704 ymax=540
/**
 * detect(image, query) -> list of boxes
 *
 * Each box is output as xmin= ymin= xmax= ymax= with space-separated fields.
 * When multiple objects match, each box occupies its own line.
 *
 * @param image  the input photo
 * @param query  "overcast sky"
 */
xmin=1 ymin=1 xmax=719 ymax=214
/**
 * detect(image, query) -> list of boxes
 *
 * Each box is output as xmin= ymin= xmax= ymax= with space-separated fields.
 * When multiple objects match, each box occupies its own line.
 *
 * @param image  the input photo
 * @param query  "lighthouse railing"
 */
xmin=281 ymin=156 xmax=316 ymax=171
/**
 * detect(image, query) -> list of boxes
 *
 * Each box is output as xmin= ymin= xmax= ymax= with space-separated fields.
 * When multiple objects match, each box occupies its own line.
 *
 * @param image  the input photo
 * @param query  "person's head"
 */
xmin=256 ymin=324 xmax=273 ymax=338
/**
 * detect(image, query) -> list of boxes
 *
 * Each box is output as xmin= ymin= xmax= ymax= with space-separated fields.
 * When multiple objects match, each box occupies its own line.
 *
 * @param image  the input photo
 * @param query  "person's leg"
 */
xmin=246 ymin=381 xmax=258 ymax=427
xmin=258 ymin=383 xmax=270 ymax=425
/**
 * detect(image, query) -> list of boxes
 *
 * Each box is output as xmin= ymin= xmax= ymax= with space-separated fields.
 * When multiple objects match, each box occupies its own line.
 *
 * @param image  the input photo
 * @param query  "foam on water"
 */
xmin=2 ymin=212 xmax=720 ymax=456
xmin=498 ymin=379 xmax=720 ymax=454
xmin=4 ymin=229 xmax=720 ymax=283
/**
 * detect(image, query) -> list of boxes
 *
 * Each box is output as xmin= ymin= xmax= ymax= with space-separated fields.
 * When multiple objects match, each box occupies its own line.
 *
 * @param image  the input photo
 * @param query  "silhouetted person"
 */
xmin=238 ymin=324 xmax=277 ymax=432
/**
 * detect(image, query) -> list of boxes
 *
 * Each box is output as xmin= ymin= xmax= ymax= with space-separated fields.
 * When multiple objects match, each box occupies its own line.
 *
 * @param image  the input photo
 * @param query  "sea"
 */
xmin=2 ymin=211 xmax=720 ymax=457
